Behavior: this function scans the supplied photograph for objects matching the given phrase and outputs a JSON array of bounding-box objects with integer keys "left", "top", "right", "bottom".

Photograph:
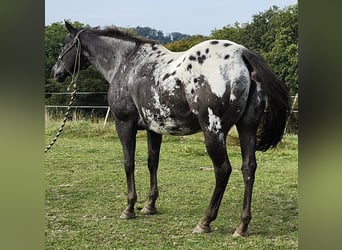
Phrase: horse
[{"left": 52, "top": 21, "right": 290, "bottom": 237}]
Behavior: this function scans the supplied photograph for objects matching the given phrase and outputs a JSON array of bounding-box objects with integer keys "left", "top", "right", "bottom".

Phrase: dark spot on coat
[
  {"left": 167, "top": 59, "right": 174, "bottom": 64},
  {"left": 194, "top": 78, "right": 198, "bottom": 83},
  {"left": 187, "top": 64, "right": 192, "bottom": 70},
  {"left": 189, "top": 55, "right": 196, "bottom": 61},
  {"left": 152, "top": 46, "right": 158, "bottom": 51},
  {"left": 205, "top": 48, "right": 209, "bottom": 54},
  {"left": 175, "top": 79, "right": 182, "bottom": 86},
  {"left": 163, "top": 73, "right": 170, "bottom": 81},
  {"left": 224, "top": 55, "right": 230, "bottom": 60},
  {"left": 196, "top": 51, "right": 201, "bottom": 56},
  {"left": 157, "top": 50, "right": 162, "bottom": 54},
  {"left": 197, "top": 55, "right": 206, "bottom": 64},
  {"left": 191, "top": 89, "right": 195, "bottom": 94},
  {"left": 149, "top": 53, "right": 153, "bottom": 57},
  {"left": 176, "top": 63, "right": 181, "bottom": 68},
  {"left": 171, "top": 71, "right": 176, "bottom": 76},
  {"left": 210, "top": 40, "right": 219, "bottom": 45},
  {"left": 223, "top": 43, "right": 232, "bottom": 47}
]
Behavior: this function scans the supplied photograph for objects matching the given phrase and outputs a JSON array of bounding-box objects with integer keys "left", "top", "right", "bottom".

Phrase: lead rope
[
  {"left": 45, "top": 34, "right": 83, "bottom": 153},
  {"left": 44, "top": 84, "right": 77, "bottom": 153}
]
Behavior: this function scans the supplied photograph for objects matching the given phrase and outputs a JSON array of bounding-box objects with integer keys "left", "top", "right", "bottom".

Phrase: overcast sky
[{"left": 45, "top": 0, "right": 297, "bottom": 35}]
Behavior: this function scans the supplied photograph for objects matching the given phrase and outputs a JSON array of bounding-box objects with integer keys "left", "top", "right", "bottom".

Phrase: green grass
[{"left": 45, "top": 119, "right": 298, "bottom": 249}]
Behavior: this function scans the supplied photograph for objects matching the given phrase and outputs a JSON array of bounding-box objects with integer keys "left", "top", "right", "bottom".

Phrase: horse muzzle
[{"left": 51, "top": 64, "right": 68, "bottom": 83}]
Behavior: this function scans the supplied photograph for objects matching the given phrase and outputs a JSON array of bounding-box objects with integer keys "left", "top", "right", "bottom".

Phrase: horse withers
[{"left": 52, "top": 21, "right": 290, "bottom": 237}]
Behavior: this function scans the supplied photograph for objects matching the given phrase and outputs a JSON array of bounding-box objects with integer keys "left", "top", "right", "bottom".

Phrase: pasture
[{"left": 45, "top": 119, "right": 297, "bottom": 249}]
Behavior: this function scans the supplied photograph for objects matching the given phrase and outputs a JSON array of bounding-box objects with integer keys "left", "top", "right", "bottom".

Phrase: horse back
[{"left": 115, "top": 40, "right": 252, "bottom": 135}]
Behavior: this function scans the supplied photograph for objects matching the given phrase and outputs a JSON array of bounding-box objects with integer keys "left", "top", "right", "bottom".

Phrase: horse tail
[{"left": 242, "top": 49, "right": 290, "bottom": 151}]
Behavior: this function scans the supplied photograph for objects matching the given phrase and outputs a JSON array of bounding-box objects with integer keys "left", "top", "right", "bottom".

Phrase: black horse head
[{"left": 52, "top": 21, "right": 91, "bottom": 82}]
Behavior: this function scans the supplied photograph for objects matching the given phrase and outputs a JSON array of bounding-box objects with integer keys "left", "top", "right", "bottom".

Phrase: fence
[{"left": 45, "top": 92, "right": 298, "bottom": 133}]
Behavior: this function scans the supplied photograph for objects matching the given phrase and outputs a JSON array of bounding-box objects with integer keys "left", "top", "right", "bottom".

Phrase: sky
[{"left": 45, "top": 0, "right": 297, "bottom": 36}]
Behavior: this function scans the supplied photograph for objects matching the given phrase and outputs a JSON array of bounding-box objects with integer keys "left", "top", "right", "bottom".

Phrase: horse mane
[{"left": 90, "top": 26, "right": 158, "bottom": 45}]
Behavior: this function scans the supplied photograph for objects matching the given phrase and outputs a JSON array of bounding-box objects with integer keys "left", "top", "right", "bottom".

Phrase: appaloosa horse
[{"left": 52, "top": 21, "right": 289, "bottom": 237}]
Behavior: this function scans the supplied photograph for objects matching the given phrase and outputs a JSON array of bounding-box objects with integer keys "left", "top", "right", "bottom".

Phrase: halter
[
  {"left": 58, "top": 29, "right": 86, "bottom": 90},
  {"left": 45, "top": 29, "right": 86, "bottom": 153},
  {"left": 58, "top": 29, "right": 86, "bottom": 62}
]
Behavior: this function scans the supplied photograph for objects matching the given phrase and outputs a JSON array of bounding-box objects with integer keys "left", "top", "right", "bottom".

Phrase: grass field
[{"left": 45, "top": 119, "right": 298, "bottom": 249}]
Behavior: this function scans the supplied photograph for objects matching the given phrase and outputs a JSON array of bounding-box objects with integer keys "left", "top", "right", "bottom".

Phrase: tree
[
  {"left": 165, "top": 35, "right": 207, "bottom": 52},
  {"left": 210, "top": 22, "right": 245, "bottom": 44},
  {"left": 209, "top": 5, "right": 298, "bottom": 94}
]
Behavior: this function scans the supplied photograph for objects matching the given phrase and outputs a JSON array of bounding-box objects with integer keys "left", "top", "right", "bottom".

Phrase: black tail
[{"left": 242, "top": 49, "right": 290, "bottom": 151}]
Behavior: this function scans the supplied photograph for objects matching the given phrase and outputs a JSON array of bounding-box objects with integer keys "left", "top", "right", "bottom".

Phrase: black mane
[{"left": 89, "top": 26, "right": 158, "bottom": 45}]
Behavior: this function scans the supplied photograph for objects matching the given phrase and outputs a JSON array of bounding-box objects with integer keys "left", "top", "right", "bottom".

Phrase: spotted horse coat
[{"left": 52, "top": 22, "right": 290, "bottom": 237}]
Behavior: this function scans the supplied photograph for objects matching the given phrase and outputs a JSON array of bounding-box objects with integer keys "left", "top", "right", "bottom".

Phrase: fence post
[
  {"left": 284, "top": 93, "right": 298, "bottom": 134},
  {"left": 103, "top": 106, "right": 111, "bottom": 126}
]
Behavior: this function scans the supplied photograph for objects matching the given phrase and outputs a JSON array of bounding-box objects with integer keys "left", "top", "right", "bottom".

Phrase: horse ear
[{"left": 64, "top": 20, "right": 77, "bottom": 35}]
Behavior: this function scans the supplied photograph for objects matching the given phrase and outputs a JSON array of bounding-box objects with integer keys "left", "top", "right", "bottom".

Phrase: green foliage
[
  {"left": 165, "top": 35, "right": 207, "bottom": 52},
  {"left": 210, "top": 22, "right": 245, "bottom": 44}
]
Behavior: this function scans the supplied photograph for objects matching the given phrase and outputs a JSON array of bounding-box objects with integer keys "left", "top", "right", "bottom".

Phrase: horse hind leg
[
  {"left": 233, "top": 81, "right": 264, "bottom": 237},
  {"left": 233, "top": 126, "right": 257, "bottom": 237},
  {"left": 233, "top": 95, "right": 263, "bottom": 236},
  {"left": 141, "top": 131, "right": 162, "bottom": 215},
  {"left": 193, "top": 130, "right": 232, "bottom": 233}
]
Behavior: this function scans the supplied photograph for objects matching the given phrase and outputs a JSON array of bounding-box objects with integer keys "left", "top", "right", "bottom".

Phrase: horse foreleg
[
  {"left": 233, "top": 126, "right": 257, "bottom": 237},
  {"left": 193, "top": 131, "right": 232, "bottom": 233},
  {"left": 141, "top": 131, "right": 162, "bottom": 215},
  {"left": 116, "top": 120, "right": 138, "bottom": 219}
]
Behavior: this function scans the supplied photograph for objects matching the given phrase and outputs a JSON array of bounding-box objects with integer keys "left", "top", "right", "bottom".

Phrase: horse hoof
[
  {"left": 119, "top": 210, "right": 136, "bottom": 219},
  {"left": 140, "top": 206, "right": 157, "bottom": 215},
  {"left": 232, "top": 229, "right": 248, "bottom": 238},
  {"left": 192, "top": 224, "right": 211, "bottom": 234}
]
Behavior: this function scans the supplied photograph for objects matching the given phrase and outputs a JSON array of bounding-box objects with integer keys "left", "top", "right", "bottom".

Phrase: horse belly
[
  {"left": 139, "top": 93, "right": 201, "bottom": 135},
  {"left": 150, "top": 118, "right": 198, "bottom": 135}
]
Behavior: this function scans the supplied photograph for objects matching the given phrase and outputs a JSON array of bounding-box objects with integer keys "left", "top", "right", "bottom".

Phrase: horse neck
[{"left": 85, "top": 35, "right": 138, "bottom": 83}]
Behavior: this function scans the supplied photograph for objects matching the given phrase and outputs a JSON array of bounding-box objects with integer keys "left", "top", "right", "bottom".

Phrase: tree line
[{"left": 45, "top": 4, "right": 297, "bottom": 112}]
